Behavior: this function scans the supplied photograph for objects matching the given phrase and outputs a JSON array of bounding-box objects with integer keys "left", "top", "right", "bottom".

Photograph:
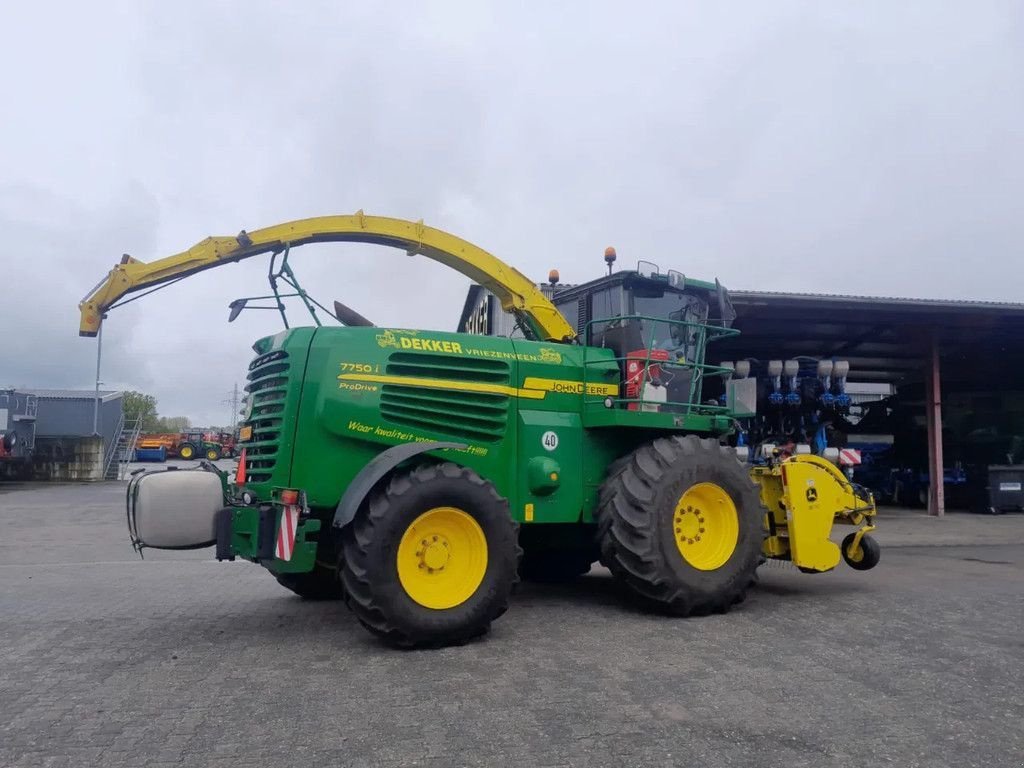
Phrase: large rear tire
[
  {"left": 596, "top": 435, "right": 764, "bottom": 615},
  {"left": 178, "top": 442, "right": 196, "bottom": 460},
  {"left": 341, "top": 463, "right": 520, "bottom": 648}
]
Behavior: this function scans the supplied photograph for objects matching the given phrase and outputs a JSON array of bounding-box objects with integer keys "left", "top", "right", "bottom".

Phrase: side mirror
[
  {"left": 637, "top": 260, "right": 659, "bottom": 278},
  {"left": 228, "top": 299, "right": 248, "bottom": 323},
  {"left": 716, "top": 279, "right": 736, "bottom": 328}
]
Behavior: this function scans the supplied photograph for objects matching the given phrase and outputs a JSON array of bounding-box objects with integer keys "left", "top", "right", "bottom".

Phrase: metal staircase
[{"left": 104, "top": 416, "right": 142, "bottom": 480}]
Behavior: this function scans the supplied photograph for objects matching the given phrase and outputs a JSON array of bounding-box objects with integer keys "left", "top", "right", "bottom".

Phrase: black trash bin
[{"left": 986, "top": 465, "right": 1024, "bottom": 514}]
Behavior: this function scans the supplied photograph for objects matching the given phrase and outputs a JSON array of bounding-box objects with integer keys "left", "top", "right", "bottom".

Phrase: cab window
[{"left": 631, "top": 290, "right": 709, "bottom": 360}]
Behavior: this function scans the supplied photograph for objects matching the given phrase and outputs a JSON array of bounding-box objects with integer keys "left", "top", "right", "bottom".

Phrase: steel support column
[
  {"left": 92, "top": 318, "right": 104, "bottom": 436},
  {"left": 925, "top": 335, "right": 945, "bottom": 516}
]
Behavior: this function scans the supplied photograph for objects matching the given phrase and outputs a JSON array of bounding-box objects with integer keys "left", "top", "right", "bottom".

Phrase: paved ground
[{"left": 1, "top": 481, "right": 1021, "bottom": 768}]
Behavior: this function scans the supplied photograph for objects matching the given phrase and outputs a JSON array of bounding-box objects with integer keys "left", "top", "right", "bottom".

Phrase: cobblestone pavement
[{"left": 1, "top": 482, "right": 1022, "bottom": 767}]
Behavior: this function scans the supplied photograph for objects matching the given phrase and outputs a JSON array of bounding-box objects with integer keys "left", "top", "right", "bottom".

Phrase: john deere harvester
[{"left": 80, "top": 213, "right": 878, "bottom": 648}]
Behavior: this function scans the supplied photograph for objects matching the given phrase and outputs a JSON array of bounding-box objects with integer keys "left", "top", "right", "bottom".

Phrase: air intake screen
[
  {"left": 242, "top": 350, "right": 289, "bottom": 483},
  {"left": 381, "top": 352, "right": 511, "bottom": 442}
]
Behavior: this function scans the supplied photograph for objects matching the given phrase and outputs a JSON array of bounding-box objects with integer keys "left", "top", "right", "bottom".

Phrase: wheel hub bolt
[{"left": 420, "top": 536, "right": 451, "bottom": 571}]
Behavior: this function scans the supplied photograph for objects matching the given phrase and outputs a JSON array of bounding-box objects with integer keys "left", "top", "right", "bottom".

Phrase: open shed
[{"left": 713, "top": 292, "right": 1024, "bottom": 515}]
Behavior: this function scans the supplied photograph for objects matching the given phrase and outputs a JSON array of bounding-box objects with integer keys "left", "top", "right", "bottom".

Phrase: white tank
[{"left": 128, "top": 469, "right": 224, "bottom": 549}]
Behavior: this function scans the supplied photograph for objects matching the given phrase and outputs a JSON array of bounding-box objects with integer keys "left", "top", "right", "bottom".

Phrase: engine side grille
[
  {"left": 381, "top": 352, "right": 511, "bottom": 442},
  {"left": 385, "top": 352, "right": 510, "bottom": 383},
  {"left": 243, "top": 350, "right": 290, "bottom": 484},
  {"left": 380, "top": 386, "right": 508, "bottom": 443}
]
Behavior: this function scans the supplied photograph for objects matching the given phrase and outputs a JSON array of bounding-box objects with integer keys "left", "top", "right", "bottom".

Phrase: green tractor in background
[
  {"left": 176, "top": 430, "right": 225, "bottom": 461},
  {"left": 81, "top": 214, "right": 877, "bottom": 648}
]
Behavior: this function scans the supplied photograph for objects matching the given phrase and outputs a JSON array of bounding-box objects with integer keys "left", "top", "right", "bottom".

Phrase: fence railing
[
  {"left": 581, "top": 314, "right": 739, "bottom": 415},
  {"left": 102, "top": 416, "right": 143, "bottom": 480},
  {"left": 117, "top": 419, "right": 143, "bottom": 480}
]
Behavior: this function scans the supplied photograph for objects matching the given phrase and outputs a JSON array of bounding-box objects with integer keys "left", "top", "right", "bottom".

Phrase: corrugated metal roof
[
  {"left": 17, "top": 388, "right": 122, "bottom": 402},
  {"left": 476, "top": 282, "right": 1024, "bottom": 312},
  {"left": 730, "top": 290, "right": 1024, "bottom": 312},
  {"left": 456, "top": 284, "right": 485, "bottom": 331}
]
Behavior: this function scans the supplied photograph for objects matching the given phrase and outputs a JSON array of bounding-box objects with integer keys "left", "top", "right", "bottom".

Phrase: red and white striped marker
[
  {"left": 275, "top": 505, "right": 300, "bottom": 561},
  {"left": 839, "top": 448, "right": 862, "bottom": 467}
]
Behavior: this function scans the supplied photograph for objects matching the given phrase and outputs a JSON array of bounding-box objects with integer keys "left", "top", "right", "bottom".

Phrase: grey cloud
[{"left": 1, "top": 1, "right": 1022, "bottom": 425}]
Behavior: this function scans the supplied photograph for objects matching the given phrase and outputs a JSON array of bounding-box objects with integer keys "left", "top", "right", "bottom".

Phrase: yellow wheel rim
[
  {"left": 396, "top": 506, "right": 488, "bottom": 609},
  {"left": 672, "top": 482, "right": 739, "bottom": 571},
  {"left": 180, "top": 445, "right": 193, "bottom": 459},
  {"left": 206, "top": 449, "right": 219, "bottom": 460}
]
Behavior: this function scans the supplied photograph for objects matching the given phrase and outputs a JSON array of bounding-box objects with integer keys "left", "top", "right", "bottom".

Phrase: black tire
[
  {"left": 596, "top": 435, "right": 765, "bottom": 615},
  {"left": 841, "top": 532, "right": 881, "bottom": 571},
  {"left": 205, "top": 446, "right": 222, "bottom": 461},
  {"left": 519, "top": 549, "right": 593, "bottom": 583},
  {"left": 275, "top": 564, "right": 344, "bottom": 600},
  {"left": 178, "top": 442, "right": 197, "bottom": 460},
  {"left": 596, "top": 454, "right": 636, "bottom": 570},
  {"left": 341, "top": 462, "right": 520, "bottom": 648}
]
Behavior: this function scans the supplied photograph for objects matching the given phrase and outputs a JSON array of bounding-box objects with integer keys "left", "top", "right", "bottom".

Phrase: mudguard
[{"left": 332, "top": 441, "right": 466, "bottom": 529}]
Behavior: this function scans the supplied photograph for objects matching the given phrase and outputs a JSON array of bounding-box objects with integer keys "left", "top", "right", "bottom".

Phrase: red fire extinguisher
[{"left": 625, "top": 349, "right": 670, "bottom": 411}]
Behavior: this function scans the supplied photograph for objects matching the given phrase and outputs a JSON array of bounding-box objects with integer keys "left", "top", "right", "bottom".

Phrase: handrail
[
  {"left": 102, "top": 411, "right": 125, "bottom": 479},
  {"left": 581, "top": 314, "right": 738, "bottom": 413},
  {"left": 120, "top": 419, "right": 143, "bottom": 480}
]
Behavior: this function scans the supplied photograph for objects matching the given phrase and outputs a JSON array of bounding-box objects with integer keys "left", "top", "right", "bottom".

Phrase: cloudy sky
[{"left": 2, "top": 1, "right": 1022, "bottom": 425}]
